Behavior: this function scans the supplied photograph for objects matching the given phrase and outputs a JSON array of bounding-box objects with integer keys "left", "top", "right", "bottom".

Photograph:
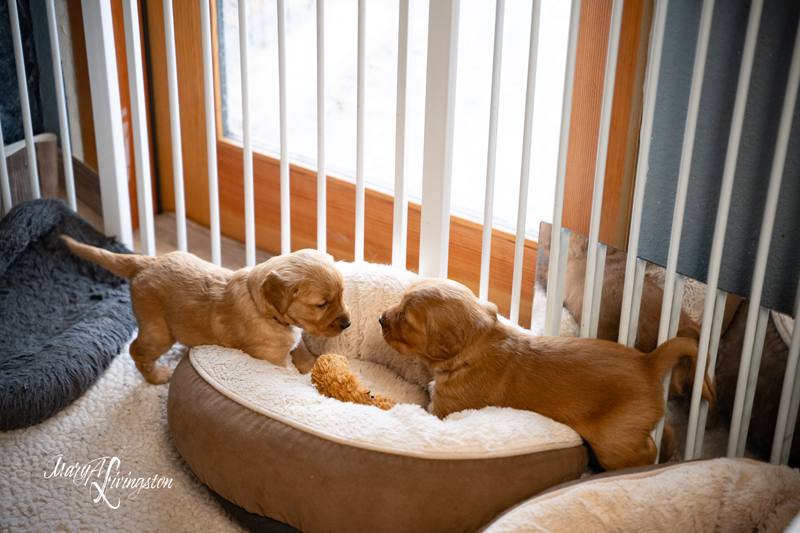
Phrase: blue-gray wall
[{"left": 638, "top": 0, "right": 800, "bottom": 316}]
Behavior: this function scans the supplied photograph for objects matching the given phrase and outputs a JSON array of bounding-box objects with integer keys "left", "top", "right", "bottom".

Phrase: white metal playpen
[{"left": 1, "top": 0, "right": 799, "bottom": 467}]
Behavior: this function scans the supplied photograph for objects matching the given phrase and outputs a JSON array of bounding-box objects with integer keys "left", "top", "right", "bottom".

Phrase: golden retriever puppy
[
  {"left": 61, "top": 236, "right": 350, "bottom": 384},
  {"left": 379, "top": 278, "right": 714, "bottom": 471}
]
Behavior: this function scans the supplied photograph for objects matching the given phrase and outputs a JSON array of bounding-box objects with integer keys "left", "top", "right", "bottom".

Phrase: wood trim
[
  {"left": 561, "top": 0, "right": 650, "bottom": 250},
  {"left": 616, "top": 0, "right": 654, "bottom": 250},
  {"left": 66, "top": 0, "right": 97, "bottom": 172}
]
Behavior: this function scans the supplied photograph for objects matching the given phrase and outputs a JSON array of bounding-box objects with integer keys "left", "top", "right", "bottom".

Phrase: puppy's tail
[
  {"left": 60, "top": 235, "right": 151, "bottom": 279},
  {"left": 649, "top": 337, "right": 715, "bottom": 403}
]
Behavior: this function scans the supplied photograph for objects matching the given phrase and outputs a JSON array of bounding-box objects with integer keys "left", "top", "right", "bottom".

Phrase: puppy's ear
[
  {"left": 425, "top": 324, "right": 464, "bottom": 362},
  {"left": 263, "top": 271, "right": 295, "bottom": 315}
]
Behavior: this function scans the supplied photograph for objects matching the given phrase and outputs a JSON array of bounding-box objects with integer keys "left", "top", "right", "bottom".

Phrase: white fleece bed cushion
[
  {"left": 189, "top": 345, "right": 582, "bottom": 459},
  {"left": 482, "top": 458, "right": 800, "bottom": 533}
]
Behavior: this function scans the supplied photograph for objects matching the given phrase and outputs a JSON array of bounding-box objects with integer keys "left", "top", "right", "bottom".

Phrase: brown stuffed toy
[{"left": 311, "top": 353, "right": 396, "bottom": 411}]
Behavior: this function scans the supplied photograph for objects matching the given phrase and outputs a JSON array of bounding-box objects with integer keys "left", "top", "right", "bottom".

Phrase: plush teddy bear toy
[{"left": 311, "top": 353, "right": 396, "bottom": 410}]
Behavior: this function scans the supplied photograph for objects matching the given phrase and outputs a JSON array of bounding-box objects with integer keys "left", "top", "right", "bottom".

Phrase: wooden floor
[
  {"left": 58, "top": 186, "right": 272, "bottom": 269},
  {"left": 132, "top": 213, "right": 273, "bottom": 270}
]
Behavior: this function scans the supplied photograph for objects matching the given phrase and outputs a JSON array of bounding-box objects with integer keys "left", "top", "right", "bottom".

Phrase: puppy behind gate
[
  {"left": 61, "top": 236, "right": 350, "bottom": 384},
  {"left": 379, "top": 278, "right": 715, "bottom": 471}
]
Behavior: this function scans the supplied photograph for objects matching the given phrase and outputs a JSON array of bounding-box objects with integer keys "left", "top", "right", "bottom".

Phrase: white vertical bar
[
  {"left": 419, "top": 0, "right": 460, "bottom": 279},
  {"left": 783, "top": 375, "right": 800, "bottom": 465},
  {"left": 0, "top": 118, "right": 11, "bottom": 213},
  {"left": 728, "top": 16, "right": 800, "bottom": 458},
  {"left": 626, "top": 258, "right": 647, "bottom": 348},
  {"left": 163, "top": 0, "right": 187, "bottom": 252},
  {"left": 657, "top": 0, "right": 714, "bottom": 348},
  {"left": 317, "top": 0, "right": 326, "bottom": 254},
  {"left": 618, "top": 0, "right": 669, "bottom": 345},
  {"left": 772, "top": 280, "right": 800, "bottom": 464},
  {"left": 45, "top": 0, "right": 76, "bottom": 210},
  {"left": 201, "top": 0, "right": 221, "bottom": 266},
  {"left": 81, "top": 0, "right": 133, "bottom": 248},
  {"left": 354, "top": 0, "right": 366, "bottom": 262},
  {"left": 685, "top": 0, "right": 763, "bottom": 460},
  {"left": 588, "top": 243, "right": 607, "bottom": 339},
  {"left": 735, "top": 305, "right": 770, "bottom": 455},
  {"left": 278, "top": 0, "right": 290, "bottom": 256},
  {"left": 550, "top": 228, "right": 570, "bottom": 335},
  {"left": 239, "top": 0, "right": 255, "bottom": 266},
  {"left": 122, "top": 0, "right": 156, "bottom": 257},
  {"left": 654, "top": 273, "right": 685, "bottom": 460},
  {"left": 580, "top": 0, "right": 624, "bottom": 337},
  {"left": 544, "top": 0, "right": 581, "bottom": 337},
  {"left": 8, "top": 0, "right": 40, "bottom": 199},
  {"left": 479, "top": 0, "right": 506, "bottom": 301},
  {"left": 392, "top": 0, "right": 413, "bottom": 269},
  {"left": 510, "top": 0, "right": 541, "bottom": 323},
  {"left": 652, "top": 0, "right": 714, "bottom": 461},
  {"left": 693, "top": 289, "right": 728, "bottom": 459}
]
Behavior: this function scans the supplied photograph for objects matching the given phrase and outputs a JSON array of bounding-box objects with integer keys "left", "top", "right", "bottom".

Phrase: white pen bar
[
  {"left": 684, "top": 0, "right": 763, "bottom": 460},
  {"left": 654, "top": 273, "right": 685, "bottom": 460},
  {"left": 200, "top": 0, "right": 221, "bottom": 266},
  {"left": 588, "top": 243, "right": 607, "bottom": 339},
  {"left": 392, "top": 0, "right": 413, "bottom": 268},
  {"left": 626, "top": 257, "right": 646, "bottom": 348},
  {"left": 618, "top": 0, "right": 669, "bottom": 345},
  {"left": 544, "top": 0, "right": 581, "bottom": 336},
  {"left": 239, "top": 0, "right": 255, "bottom": 266},
  {"left": 511, "top": 0, "right": 541, "bottom": 323},
  {"left": 354, "top": 0, "right": 366, "bottom": 262},
  {"left": 693, "top": 289, "right": 728, "bottom": 459},
  {"left": 480, "top": 0, "right": 506, "bottom": 302},
  {"left": 772, "top": 276, "right": 800, "bottom": 464},
  {"left": 122, "top": 0, "right": 156, "bottom": 256},
  {"left": 278, "top": 0, "right": 290, "bottom": 255},
  {"left": 163, "top": 0, "right": 187, "bottom": 252},
  {"left": 317, "top": 0, "right": 327, "bottom": 254},
  {"left": 580, "top": 0, "right": 624, "bottom": 338},
  {"left": 0, "top": 118, "right": 11, "bottom": 213},
  {"left": 8, "top": 0, "right": 40, "bottom": 199},
  {"left": 419, "top": 0, "right": 459, "bottom": 279},
  {"left": 727, "top": 15, "right": 800, "bottom": 458},
  {"left": 46, "top": 0, "right": 76, "bottom": 210}
]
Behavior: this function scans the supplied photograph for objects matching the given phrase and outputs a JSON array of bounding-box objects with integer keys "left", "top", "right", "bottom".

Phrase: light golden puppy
[
  {"left": 61, "top": 236, "right": 350, "bottom": 384},
  {"left": 379, "top": 278, "right": 714, "bottom": 471}
]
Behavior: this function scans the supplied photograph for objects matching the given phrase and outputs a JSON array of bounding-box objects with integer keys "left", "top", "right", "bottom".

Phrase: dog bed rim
[{"left": 188, "top": 348, "right": 582, "bottom": 460}]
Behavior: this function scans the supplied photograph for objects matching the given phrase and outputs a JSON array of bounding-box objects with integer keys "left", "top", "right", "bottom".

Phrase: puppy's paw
[{"left": 140, "top": 364, "right": 173, "bottom": 385}]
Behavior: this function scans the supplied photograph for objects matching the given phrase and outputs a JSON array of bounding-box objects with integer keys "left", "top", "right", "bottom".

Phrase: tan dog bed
[
  {"left": 480, "top": 458, "right": 800, "bottom": 533},
  {"left": 168, "top": 347, "right": 587, "bottom": 533}
]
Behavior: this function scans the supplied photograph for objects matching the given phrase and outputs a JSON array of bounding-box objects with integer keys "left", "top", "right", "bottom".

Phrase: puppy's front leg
[{"left": 291, "top": 338, "right": 319, "bottom": 374}]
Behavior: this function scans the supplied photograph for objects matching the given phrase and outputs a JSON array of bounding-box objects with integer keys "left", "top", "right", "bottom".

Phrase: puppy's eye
[{"left": 317, "top": 301, "right": 328, "bottom": 308}]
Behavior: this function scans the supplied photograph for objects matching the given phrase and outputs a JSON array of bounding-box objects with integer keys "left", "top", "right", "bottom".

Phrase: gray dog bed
[{"left": 0, "top": 199, "right": 136, "bottom": 431}]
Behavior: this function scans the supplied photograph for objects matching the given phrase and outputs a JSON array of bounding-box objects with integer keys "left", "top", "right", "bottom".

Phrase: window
[{"left": 217, "top": 0, "right": 570, "bottom": 236}]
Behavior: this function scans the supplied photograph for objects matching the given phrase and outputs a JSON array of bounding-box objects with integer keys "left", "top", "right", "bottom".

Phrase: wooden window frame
[{"left": 71, "top": 0, "right": 652, "bottom": 328}]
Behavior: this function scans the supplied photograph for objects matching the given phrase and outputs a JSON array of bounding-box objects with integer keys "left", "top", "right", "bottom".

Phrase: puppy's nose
[
  {"left": 378, "top": 315, "right": 385, "bottom": 327},
  {"left": 341, "top": 319, "right": 351, "bottom": 330}
]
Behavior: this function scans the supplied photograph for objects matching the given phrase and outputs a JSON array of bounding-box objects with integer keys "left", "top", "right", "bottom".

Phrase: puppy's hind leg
[
  {"left": 130, "top": 310, "right": 175, "bottom": 384},
  {"left": 588, "top": 429, "right": 658, "bottom": 472}
]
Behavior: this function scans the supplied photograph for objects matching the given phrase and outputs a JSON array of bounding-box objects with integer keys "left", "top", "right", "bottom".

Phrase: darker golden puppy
[
  {"left": 379, "top": 278, "right": 714, "bottom": 471},
  {"left": 61, "top": 236, "right": 350, "bottom": 384}
]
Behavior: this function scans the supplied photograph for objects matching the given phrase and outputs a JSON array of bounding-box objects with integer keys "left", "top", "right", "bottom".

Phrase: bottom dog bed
[
  {"left": 168, "top": 345, "right": 588, "bottom": 533},
  {"left": 480, "top": 458, "right": 800, "bottom": 532},
  {"left": 0, "top": 199, "right": 136, "bottom": 431}
]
